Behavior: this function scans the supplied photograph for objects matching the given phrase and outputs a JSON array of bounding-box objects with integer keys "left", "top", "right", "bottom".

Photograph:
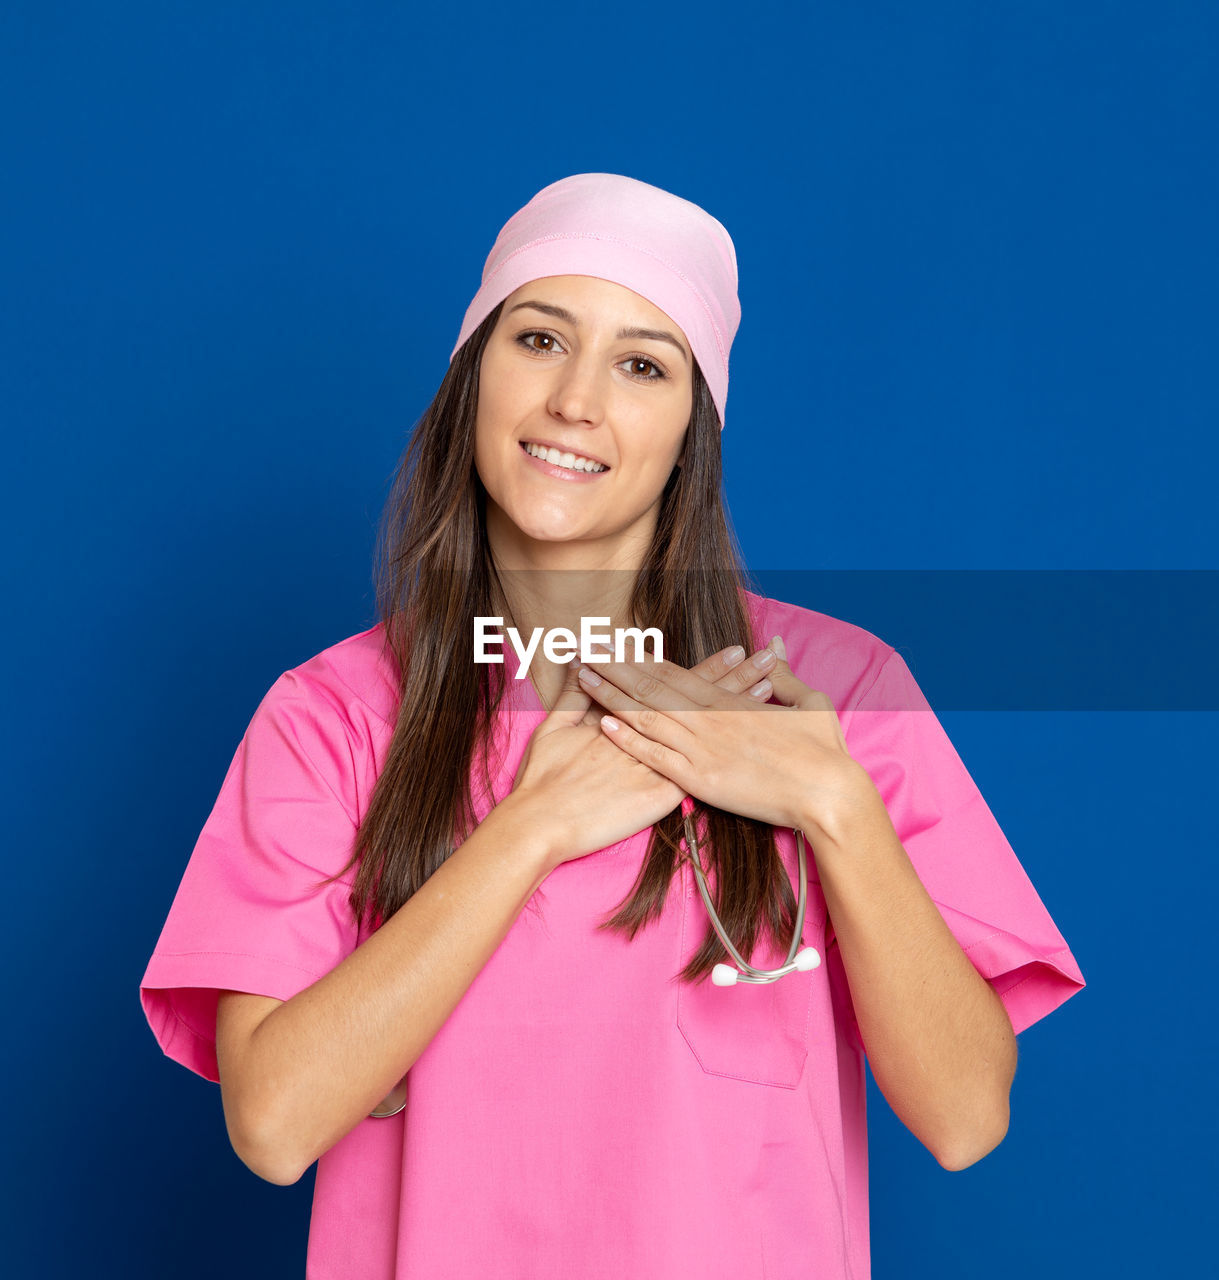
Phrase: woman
[{"left": 140, "top": 173, "right": 1084, "bottom": 1279}]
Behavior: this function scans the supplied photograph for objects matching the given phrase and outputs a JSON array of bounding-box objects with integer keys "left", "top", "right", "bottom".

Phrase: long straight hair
[{"left": 326, "top": 304, "right": 801, "bottom": 982}]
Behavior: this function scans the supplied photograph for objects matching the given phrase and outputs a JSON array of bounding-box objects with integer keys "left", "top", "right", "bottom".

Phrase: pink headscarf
[{"left": 449, "top": 173, "right": 740, "bottom": 429}]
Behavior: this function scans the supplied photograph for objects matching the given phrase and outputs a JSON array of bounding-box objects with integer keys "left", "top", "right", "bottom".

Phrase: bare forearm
[
  {"left": 238, "top": 795, "right": 555, "bottom": 1182},
  {"left": 806, "top": 769, "right": 1017, "bottom": 1170}
]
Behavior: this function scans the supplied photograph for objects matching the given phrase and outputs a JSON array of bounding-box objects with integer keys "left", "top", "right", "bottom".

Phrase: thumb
[
  {"left": 764, "top": 636, "right": 817, "bottom": 709},
  {"left": 767, "top": 662, "right": 813, "bottom": 708},
  {"left": 537, "top": 661, "right": 593, "bottom": 731}
]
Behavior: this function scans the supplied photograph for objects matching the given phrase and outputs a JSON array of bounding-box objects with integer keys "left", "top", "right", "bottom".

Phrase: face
[{"left": 474, "top": 275, "right": 694, "bottom": 566}]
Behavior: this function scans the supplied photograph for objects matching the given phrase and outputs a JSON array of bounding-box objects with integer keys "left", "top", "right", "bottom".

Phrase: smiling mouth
[{"left": 520, "top": 441, "right": 610, "bottom": 474}]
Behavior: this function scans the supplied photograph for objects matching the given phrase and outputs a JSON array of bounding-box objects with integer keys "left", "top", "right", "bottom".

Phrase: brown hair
[{"left": 328, "top": 303, "right": 801, "bottom": 982}]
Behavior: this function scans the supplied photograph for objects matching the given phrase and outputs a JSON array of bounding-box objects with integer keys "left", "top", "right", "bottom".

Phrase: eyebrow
[{"left": 506, "top": 299, "right": 690, "bottom": 364}]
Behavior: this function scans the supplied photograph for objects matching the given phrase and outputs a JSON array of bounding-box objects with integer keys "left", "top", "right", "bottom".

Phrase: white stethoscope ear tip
[
  {"left": 794, "top": 947, "right": 822, "bottom": 972},
  {"left": 712, "top": 963, "right": 740, "bottom": 987}
]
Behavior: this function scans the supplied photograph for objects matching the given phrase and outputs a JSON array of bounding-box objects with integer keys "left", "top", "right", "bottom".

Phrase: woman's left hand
[{"left": 576, "top": 637, "right": 882, "bottom": 840}]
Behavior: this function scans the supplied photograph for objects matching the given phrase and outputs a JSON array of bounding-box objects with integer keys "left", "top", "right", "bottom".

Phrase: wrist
[
  {"left": 796, "top": 760, "right": 891, "bottom": 854},
  {"left": 488, "top": 790, "right": 568, "bottom": 877}
]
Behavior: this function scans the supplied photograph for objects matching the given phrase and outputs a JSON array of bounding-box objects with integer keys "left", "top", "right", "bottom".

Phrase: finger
[
  {"left": 761, "top": 637, "right": 841, "bottom": 724},
  {"left": 577, "top": 647, "right": 625, "bottom": 724},
  {"left": 583, "top": 642, "right": 697, "bottom": 712},
  {"left": 591, "top": 643, "right": 767, "bottom": 711},
  {"left": 584, "top": 646, "right": 761, "bottom": 719},
  {"left": 709, "top": 643, "right": 780, "bottom": 696},
  {"left": 752, "top": 633, "right": 816, "bottom": 710},
  {"left": 588, "top": 641, "right": 776, "bottom": 712},
  {"left": 680, "top": 642, "right": 778, "bottom": 699},
  {"left": 583, "top": 646, "right": 721, "bottom": 713},
  {"left": 538, "top": 661, "right": 594, "bottom": 731},
  {"left": 764, "top": 663, "right": 813, "bottom": 708},
  {"left": 686, "top": 644, "right": 750, "bottom": 684},
  {"left": 577, "top": 664, "right": 697, "bottom": 754},
  {"left": 598, "top": 713, "right": 694, "bottom": 792},
  {"left": 767, "top": 667, "right": 833, "bottom": 714}
]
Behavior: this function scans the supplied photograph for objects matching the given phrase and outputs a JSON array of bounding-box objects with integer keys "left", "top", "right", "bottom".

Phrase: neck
[
  {"left": 485, "top": 511, "right": 653, "bottom": 637},
  {"left": 490, "top": 569, "right": 640, "bottom": 643}
]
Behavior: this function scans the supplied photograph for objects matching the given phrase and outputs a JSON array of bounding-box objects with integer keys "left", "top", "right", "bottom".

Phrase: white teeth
[{"left": 523, "top": 442, "right": 607, "bottom": 473}]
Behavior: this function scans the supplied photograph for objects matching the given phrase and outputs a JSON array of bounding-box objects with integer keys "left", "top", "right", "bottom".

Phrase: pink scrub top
[{"left": 139, "top": 591, "right": 1085, "bottom": 1279}]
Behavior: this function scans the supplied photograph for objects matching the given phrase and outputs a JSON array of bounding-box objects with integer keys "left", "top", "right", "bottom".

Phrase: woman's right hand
[{"left": 505, "top": 644, "right": 778, "bottom": 871}]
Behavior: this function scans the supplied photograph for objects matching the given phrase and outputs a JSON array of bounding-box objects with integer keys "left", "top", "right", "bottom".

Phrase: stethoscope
[
  {"left": 370, "top": 804, "right": 823, "bottom": 1116},
  {"left": 681, "top": 803, "right": 822, "bottom": 987}
]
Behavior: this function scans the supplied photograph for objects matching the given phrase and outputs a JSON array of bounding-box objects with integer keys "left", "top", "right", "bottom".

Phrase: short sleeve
[
  {"left": 840, "top": 650, "right": 1086, "bottom": 1037},
  {"left": 139, "top": 670, "right": 365, "bottom": 1083}
]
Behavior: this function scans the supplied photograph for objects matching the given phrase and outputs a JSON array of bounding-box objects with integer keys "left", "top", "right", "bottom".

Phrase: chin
[
  {"left": 515, "top": 522, "right": 590, "bottom": 545},
  {"left": 497, "top": 500, "right": 593, "bottom": 544}
]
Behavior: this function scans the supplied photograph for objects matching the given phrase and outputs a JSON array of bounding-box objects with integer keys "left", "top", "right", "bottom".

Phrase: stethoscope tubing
[{"left": 682, "top": 813, "right": 820, "bottom": 985}]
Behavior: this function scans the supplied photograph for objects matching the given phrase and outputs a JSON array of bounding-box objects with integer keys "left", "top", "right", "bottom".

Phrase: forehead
[{"left": 500, "top": 276, "right": 690, "bottom": 358}]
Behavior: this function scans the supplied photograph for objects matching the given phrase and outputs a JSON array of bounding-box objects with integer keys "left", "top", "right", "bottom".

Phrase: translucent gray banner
[{"left": 749, "top": 569, "right": 1217, "bottom": 711}]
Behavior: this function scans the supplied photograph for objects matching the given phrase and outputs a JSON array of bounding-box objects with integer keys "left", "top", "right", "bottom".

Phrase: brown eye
[
  {"left": 621, "top": 355, "right": 667, "bottom": 382},
  {"left": 518, "top": 330, "right": 561, "bottom": 354}
]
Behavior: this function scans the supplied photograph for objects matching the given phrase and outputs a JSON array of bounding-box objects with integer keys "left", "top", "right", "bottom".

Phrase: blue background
[{"left": 3, "top": 2, "right": 1215, "bottom": 1276}]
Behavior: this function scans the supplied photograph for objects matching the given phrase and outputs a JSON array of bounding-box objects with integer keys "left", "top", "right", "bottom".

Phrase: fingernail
[
  {"left": 723, "top": 646, "right": 746, "bottom": 666},
  {"left": 770, "top": 635, "right": 787, "bottom": 660},
  {"left": 752, "top": 647, "right": 776, "bottom": 670},
  {"left": 749, "top": 679, "right": 773, "bottom": 699},
  {"left": 577, "top": 665, "right": 602, "bottom": 686}
]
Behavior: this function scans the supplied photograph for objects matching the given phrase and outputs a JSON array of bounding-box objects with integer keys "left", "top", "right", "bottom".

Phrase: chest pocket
[{"left": 674, "top": 852, "right": 828, "bottom": 1088}]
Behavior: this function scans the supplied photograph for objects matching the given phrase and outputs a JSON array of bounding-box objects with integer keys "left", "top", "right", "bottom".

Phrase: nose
[{"left": 546, "top": 351, "right": 607, "bottom": 427}]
